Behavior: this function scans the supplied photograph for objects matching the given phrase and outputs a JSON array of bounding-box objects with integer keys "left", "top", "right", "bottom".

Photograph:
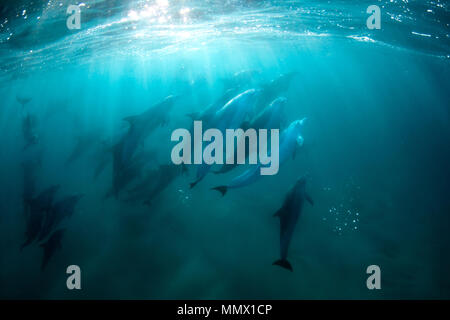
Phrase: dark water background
[{"left": 0, "top": 0, "right": 449, "bottom": 299}]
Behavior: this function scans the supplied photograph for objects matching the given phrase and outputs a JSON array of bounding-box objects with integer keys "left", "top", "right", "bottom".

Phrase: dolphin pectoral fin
[
  {"left": 273, "top": 259, "right": 293, "bottom": 272},
  {"left": 211, "top": 186, "right": 228, "bottom": 196},
  {"left": 273, "top": 207, "right": 284, "bottom": 217},
  {"left": 306, "top": 193, "right": 314, "bottom": 206}
]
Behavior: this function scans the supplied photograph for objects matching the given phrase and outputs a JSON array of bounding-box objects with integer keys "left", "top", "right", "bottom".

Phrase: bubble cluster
[{"left": 326, "top": 206, "right": 360, "bottom": 236}]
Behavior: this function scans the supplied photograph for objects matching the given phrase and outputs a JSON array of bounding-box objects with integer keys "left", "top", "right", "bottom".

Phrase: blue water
[{"left": 0, "top": 0, "right": 449, "bottom": 299}]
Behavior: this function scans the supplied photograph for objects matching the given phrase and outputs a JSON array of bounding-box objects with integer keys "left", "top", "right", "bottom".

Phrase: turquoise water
[{"left": 0, "top": 0, "right": 449, "bottom": 299}]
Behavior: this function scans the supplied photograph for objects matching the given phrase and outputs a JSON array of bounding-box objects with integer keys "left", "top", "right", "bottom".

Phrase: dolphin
[
  {"left": 38, "top": 194, "right": 83, "bottom": 242},
  {"left": 109, "top": 157, "right": 144, "bottom": 199},
  {"left": 40, "top": 229, "right": 65, "bottom": 271},
  {"left": 21, "top": 185, "right": 60, "bottom": 250},
  {"left": 108, "top": 149, "right": 157, "bottom": 199},
  {"left": 115, "top": 95, "right": 178, "bottom": 171},
  {"left": 186, "top": 88, "right": 240, "bottom": 125},
  {"left": 126, "top": 164, "right": 187, "bottom": 206},
  {"left": 273, "top": 176, "right": 313, "bottom": 272},
  {"left": 214, "top": 97, "right": 288, "bottom": 174},
  {"left": 190, "top": 89, "right": 259, "bottom": 188},
  {"left": 212, "top": 118, "right": 307, "bottom": 196},
  {"left": 22, "top": 113, "right": 39, "bottom": 149},
  {"left": 255, "top": 72, "right": 299, "bottom": 112},
  {"left": 220, "top": 70, "right": 261, "bottom": 90},
  {"left": 16, "top": 95, "right": 32, "bottom": 108}
]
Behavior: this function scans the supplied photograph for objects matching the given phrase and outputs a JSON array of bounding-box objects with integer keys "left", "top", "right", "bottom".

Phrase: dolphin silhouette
[{"left": 273, "top": 176, "right": 313, "bottom": 272}]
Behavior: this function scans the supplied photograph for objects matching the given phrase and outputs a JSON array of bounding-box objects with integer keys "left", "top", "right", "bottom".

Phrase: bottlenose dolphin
[
  {"left": 22, "top": 113, "right": 39, "bottom": 149},
  {"left": 126, "top": 164, "right": 187, "bottom": 206},
  {"left": 16, "top": 95, "right": 32, "bottom": 108},
  {"left": 186, "top": 88, "right": 239, "bottom": 125},
  {"left": 220, "top": 70, "right": 261, "bottom": 90},
  {"left": 115, "top": 95, "right": 178, "bottom": 171},
  {"left": 190, "top": 89, "right": 259, "bottom": 188},
  {"left": 255, "top": 72, "right": 299, "bottom": 111},
  {"left": 21, "top": 185, "right": 60, "bottom": 250},
  {"left": 273, "top": 177, "right": 313, "bottom": 272},
  {"left": 109, "top": 149, "right": 158, "bottom": 199},
  {"left": 214, "top": 97, "right": 287, "bottom": 174},
  {"left": 40, "top": 229, "right": 65, "bottom": 270},
  {"left": 38, "top": 194, "right": 83, "bottom": 242},
  {"left": 212, "top": 118, "right": 307, "bottom": 196}
]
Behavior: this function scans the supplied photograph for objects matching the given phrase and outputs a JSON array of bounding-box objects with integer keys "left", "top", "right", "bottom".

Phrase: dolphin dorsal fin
[
  {"left": 123, "top": 115, "right": 138, "bottom": 126},
  {"left": 273, "top": 207, "right": 284, "bottom": 217}
]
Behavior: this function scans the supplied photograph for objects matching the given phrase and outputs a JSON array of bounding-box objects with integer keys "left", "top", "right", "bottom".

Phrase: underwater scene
[{"left": 0, "top": 0, "right": 449, "bottom": 299}]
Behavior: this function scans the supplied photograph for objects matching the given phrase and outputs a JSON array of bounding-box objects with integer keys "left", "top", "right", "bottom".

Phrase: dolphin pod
[
  {"left": 15, "top": 70, "right": 312, "bottom": 271},
  {"left": 189, "top": 89, "right": 260, "bottom": 188}
]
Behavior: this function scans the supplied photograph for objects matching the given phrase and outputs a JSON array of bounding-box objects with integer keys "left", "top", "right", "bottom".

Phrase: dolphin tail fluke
[
  {"left": 273, "top": 259, "right": 293, "bottom": 272},
  {"left": 211, "top": 186, "right": 228, "bottom": 196}
]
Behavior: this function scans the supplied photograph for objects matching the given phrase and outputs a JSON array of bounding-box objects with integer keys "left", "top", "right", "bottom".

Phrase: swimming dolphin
[
  {"left": 115, "top": 95, "right": 178, "bottom": 171},
  {"left": 21, "top": 185, "right": 60, "bottom": 250},
  {"left": 109, "top": 157, "right": 144, "bottom": 199},
  {"left": 22, "top": 113, "right": 39, "bottom": 149},
  {"left": 220, "top": 70, "right": 261, "bottom": 90},
  {"left": 109, "top": 149, "right": 157, "bottom": 199},
  {"left": 16, "top": 95, "right": 32, "bottom": 108},
  {"left": 38, "top": 194, "right": 83, "bottom": 242},
  {"left": 40, "top": 229, "right": 65, "bottom": 271},
  {"left": 255, "top": 72, "right": 299, "bottom": 112},
  {"left": 126, "top": 164, "right": 187, "bottom": 206},
  {"left": 273, "top": 176, "right": 313, "bottom": 272},
  {"left": 212, "top": 118, "right": 307, "bottom": 196},
  {"left": 190, "top": 89, "right": 259, "bottom": 188},
  {"left": 214, "top": 97, "right": 287, "bottom": 174},
  {"left": 186, "top": 88, "right": 240, "bottom": 125}
]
